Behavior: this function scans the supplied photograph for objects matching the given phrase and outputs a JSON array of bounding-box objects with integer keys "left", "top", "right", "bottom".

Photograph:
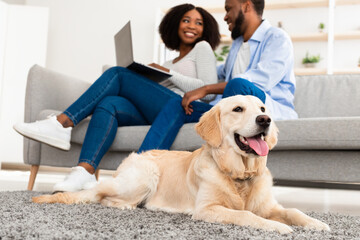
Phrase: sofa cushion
[
  {"left": 39, "top": 110, "right": 204, "bottom": 152},
  {"left": 275, "top": 117, "right": 360, "bottom": 150},
  {"left": 295, "top": 74, "right": 360, "bottom": 118},
  {"left": 40, "top": 110, "right": 360, "bottom": 151}
]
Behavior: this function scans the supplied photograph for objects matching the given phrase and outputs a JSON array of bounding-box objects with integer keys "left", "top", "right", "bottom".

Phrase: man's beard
[{"left": 231, "top": 9, "right": 245, "bottom": 39}]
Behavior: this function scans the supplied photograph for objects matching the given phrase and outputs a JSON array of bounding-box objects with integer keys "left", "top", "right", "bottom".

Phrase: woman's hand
[
  {"left": 182, "top": 86, "right": 208, "bottom": 115},
  {"left": 148, "top": 63, "right": 170, "bottom": 73}
]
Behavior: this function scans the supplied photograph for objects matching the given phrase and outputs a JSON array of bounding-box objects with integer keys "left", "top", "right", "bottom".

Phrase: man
[{"left": 138, "top": 0, "right": 298, "bottom": 152}]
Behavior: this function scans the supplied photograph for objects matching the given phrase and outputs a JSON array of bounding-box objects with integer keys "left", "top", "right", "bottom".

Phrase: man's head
[{"left": 224, "top": 0, "right": 264, "bottom": 40}]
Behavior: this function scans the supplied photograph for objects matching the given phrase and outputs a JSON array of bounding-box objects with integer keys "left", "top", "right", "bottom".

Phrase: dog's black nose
[{"left": 256, "top": 115, "right": 271, "bottom": 129}]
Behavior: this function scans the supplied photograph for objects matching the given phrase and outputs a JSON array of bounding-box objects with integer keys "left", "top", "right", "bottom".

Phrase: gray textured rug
[{"left": 0, "top": 191, "right": 359, "bottom": 240}]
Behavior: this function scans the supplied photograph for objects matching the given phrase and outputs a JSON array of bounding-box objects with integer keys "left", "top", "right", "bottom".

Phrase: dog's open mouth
[{"left": 234, "top": 133, "right": 269, "bottom": 156}]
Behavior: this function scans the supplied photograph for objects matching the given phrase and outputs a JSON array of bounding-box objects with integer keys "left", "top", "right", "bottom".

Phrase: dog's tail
[{"left": 32, "top": 189, "right": 100, "bottom": 204}]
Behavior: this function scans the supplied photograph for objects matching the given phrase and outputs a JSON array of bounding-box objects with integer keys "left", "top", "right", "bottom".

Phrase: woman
[{"left": 13, "top": 4, "right": 220, "bottom": 192}]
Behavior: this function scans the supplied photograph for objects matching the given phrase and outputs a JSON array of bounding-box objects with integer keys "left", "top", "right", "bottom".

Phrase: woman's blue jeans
[
  {"left": 139, "top": 77, "right": 266, "bottom": 151},
  {"left": 63, "top": 66, "right": 179, "bottom": 169}
]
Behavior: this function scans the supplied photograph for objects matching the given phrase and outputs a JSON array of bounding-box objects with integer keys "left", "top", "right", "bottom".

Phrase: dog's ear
[
  {"left": 195, "top": 105, "right": 222, "bottom": 147},
  {"left": 265, "top": 122, "right": 278, "bottom": 150}
]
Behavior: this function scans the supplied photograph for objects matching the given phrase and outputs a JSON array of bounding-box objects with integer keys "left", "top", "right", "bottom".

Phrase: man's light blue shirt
[{"left": 211, "top": 20, "right": 298, "bottom": 120}]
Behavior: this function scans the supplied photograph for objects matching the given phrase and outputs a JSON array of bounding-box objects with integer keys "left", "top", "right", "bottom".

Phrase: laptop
[{"left": 114, "top": 21, "right": 171, "bottom": 82}]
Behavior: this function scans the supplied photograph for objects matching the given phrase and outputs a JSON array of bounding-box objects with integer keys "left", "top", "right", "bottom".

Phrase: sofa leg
[
  {"left": 28, "top": 165, "right": 39, "bottom": 191},
  {"left": 95, "top": 169, "right": 100, "bottom": 180}
]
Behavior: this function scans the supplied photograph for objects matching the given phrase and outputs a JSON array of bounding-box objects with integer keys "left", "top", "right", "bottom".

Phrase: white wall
[
  {"left": 0, "top": 2, "right": 48, "bottom": 163},
  {"left": 0, "top": 2, "right": 7, "bottom": 92},
  {"left": 24, "top": 0, "right": 360, "bottom": 81},
  {"left": 25, "top": 0, "right": 225, "bottom": 82}
]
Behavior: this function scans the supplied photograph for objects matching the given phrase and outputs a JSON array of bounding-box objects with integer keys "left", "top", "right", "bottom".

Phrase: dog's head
[{"left": 195, "top": 95, "right": 278, "bottom": 178}]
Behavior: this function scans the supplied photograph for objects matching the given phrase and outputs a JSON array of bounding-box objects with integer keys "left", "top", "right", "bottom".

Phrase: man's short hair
[{"left": 241, "top": 0, "right": 265, "bottom": 17}]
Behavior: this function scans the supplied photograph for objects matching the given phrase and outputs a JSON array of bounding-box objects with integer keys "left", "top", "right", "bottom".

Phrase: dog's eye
[
  {"left": 233, "top": 106, "right": 243, "bottom": 112},
  {"left": 260, "top": 107, "right": 265, "bottom": 112}
]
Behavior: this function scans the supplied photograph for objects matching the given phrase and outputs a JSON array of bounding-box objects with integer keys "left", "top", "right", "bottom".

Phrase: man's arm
[{"left": 181, "top": 82, "right": 227, "bottom": 115}]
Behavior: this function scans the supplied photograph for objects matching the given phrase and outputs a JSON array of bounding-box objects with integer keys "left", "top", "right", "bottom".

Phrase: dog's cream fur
[{"left": 33, "top": 95, "right": 330, "bottom": 234}]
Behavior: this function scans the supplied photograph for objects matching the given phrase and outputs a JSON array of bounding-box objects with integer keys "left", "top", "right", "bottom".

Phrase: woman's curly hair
[{"left": 159, "top": 4, "right": 220, "bottom": 51}]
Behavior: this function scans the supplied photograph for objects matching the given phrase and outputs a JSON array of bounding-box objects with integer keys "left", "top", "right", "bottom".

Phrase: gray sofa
[{"left": 23, "top": 65, "right": 360, "bottom": 190}]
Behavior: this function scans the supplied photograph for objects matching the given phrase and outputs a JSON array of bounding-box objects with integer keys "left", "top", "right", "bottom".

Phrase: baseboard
[
  {"left": 274, "top": 179, "right": 360, "bottom": 190},
  {"left": 0, "top": 162, "right": 114, "bottom": 175},
  {"left": 1, "top": 162, "right": 65, "bottom": 172}
]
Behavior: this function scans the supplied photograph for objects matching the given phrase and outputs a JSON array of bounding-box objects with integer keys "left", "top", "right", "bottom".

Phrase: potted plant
[
  {"left": 302, "top": 52, "right": 321, "bottom": 68},
  {"left": 214, "top": 45, "right": 230, "bottom": 62},
  {"left": 318, "top": 22, "right": 325, "bottom": 33}
]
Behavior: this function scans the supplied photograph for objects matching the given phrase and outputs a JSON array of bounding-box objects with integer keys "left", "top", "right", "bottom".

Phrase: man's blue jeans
[
  {"left": 63, "top": 66, "right": 179, "bottom": 169},
  {"left": 139, "top": 77, "right": 266, "bottom": 151}
]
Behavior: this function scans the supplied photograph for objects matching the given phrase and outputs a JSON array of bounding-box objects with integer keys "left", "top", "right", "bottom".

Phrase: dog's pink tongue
[{"left": 245, "top": 136, "right": 269, "bottom": 156}]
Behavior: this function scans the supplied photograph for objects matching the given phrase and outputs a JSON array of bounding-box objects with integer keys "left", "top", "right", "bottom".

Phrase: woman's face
[{"left": 178, "top": 9, "right": 204, "bottom": 46}]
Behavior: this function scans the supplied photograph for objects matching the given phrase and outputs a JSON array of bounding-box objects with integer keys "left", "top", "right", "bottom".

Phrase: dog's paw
[
  {"left": 275, "top": 223, "right": 293, "bottom": 234},
  {"left": 304, "top": 218, "right": 330, "bottom": 231},
  {"left": 100, "top": 198, "right": 136, "bottom": 210},
  {"left": 119, "top": 205, "right": 136, "bottom": 210},
  {"left": 265, "top": 221, "right": 293, "bottom": 234}
]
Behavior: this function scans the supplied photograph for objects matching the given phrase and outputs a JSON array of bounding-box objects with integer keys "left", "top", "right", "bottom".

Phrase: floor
[{"left": 1, "top": 169, "right": 360, "bottom": 216}]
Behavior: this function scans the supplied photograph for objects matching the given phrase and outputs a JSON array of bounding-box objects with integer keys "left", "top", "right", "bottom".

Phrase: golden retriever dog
[{"left": 33, "top": 95, "right": 330, "bottom": 234}]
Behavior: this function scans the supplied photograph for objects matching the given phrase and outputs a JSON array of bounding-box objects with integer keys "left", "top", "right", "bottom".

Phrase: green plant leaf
[{"left": 302, "top": 52, "right": 321, "bottom": 64}]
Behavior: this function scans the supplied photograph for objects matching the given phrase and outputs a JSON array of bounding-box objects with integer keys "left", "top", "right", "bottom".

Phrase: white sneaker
[
  {"left": 13, "top": 115, "right": 72, "bottom": 151},
  {"left": 53, "top": 166, "right": 97, "bottom": 192}
]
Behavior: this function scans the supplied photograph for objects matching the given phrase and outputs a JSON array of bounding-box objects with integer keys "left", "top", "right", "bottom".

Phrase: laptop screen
[{"left": 114, "top": 21, "right": 133, "bottom": 67}]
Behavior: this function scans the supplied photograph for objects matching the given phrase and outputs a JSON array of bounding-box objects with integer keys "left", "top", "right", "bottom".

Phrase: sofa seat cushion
[
  {"left": 39, "top": 110, "right": 204, "bottom": 152},
  {"left": 275, "top": 117, "right": 360, "bottom": 150},
  {"left": 39, "top": 110, "right": 360, "bottom": 152}
]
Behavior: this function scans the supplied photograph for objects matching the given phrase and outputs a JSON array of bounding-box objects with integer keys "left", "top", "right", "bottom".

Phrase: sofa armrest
[
  {"left": 25, "top": 64, "right": 91, "bottom": 122},
  {"left": 23, "top": 65, "right": 91, "bottom": 166}
]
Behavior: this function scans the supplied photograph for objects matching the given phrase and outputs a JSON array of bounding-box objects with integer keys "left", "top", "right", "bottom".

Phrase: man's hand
[
  {"left": 182, "top": 87, "right": 208, "bottom": 115},
  {"left": 148, "top": 63, "right": 170, "bottom": 73}
]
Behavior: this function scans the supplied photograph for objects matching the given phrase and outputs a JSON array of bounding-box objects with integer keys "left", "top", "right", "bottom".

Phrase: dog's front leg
[
  {"left": 193, "top": 205, "right": 293, "bottom": 234},
  {"left": 268, "top": 205, "right": 330, "bottom": 231}
]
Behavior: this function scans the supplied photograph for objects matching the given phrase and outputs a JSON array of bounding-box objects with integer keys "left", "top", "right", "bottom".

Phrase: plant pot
[{"left": 303, "top": 63, "right": 317, "bottom": 68}]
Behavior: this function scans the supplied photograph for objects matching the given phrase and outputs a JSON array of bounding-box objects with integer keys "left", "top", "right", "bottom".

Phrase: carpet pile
[{"left": 0, "top": 191, "right": 359, "bottom": 239}]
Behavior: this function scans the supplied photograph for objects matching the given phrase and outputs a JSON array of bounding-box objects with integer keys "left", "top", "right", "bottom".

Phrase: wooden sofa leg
[
  {"left": 28, "top": 165, "right": 39, "bottom": 191},
  {"left": 95, "top": 169, "right": 100, "bottom": 180}
]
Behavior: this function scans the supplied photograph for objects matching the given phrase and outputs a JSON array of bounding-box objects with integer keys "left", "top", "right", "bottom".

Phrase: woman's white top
[{"left": 161, "top": 41, "right": 217, "bottom": 102}]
